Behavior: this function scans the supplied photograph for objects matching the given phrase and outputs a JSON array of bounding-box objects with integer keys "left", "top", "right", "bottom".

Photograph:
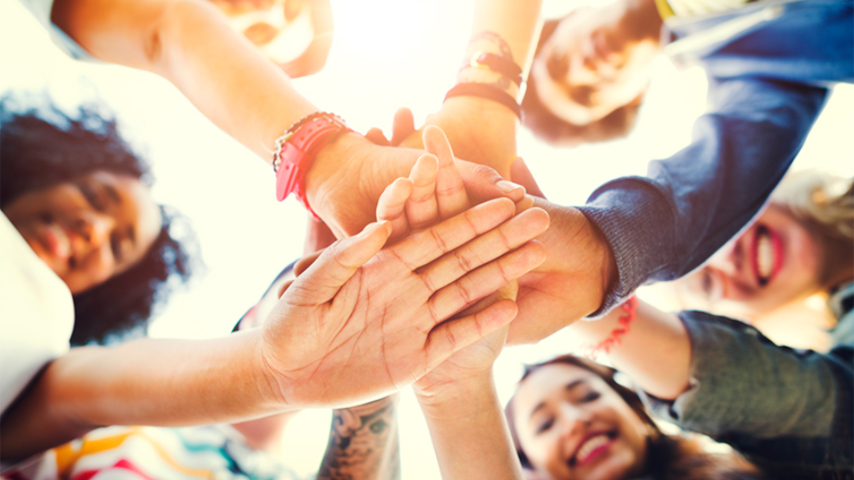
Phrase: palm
[{"left": 261, "top": 196, "right": 549, "bottom": 409}]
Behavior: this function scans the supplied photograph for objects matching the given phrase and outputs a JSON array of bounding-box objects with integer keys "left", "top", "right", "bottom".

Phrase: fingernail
[
  {"left": 498, "top": 180, "right": 525, "bottom": 195},
  {"left": 376, "top": 220, "right": 393, "bottom": 235}
]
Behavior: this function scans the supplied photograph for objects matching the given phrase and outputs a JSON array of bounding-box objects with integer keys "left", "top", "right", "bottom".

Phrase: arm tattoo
[
  {"left": 469, "top": 31, "right": 513, "bottom": 60},
  {"left": 462, "top": 31, "right": 515, "bottom": 91},
  {"left": 317, "top": 397, "right": 401, "bottom": 480}
]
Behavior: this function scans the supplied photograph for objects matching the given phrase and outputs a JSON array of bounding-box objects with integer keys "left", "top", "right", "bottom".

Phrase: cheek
[{"left": 65, "top": 251, "right": 114, "bottom": 294}]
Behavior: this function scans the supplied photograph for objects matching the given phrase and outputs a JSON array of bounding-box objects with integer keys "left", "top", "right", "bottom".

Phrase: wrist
[
  {"left": 252, "top": 329, "right": 294, "bottom": 410},
  {"left": 414, "top": 370, "right": 495, "bottom": 417},
  {"left": 308, "top": 133, "right": 423, "bottom": 237}
]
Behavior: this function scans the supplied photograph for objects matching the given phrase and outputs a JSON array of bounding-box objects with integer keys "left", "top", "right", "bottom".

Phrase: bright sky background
[{"left": 1, "top": 0, "right": 852, "bottom": 477}]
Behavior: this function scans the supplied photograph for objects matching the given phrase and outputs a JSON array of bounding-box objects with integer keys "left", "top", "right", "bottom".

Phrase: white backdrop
[{"left": 1, "top": 0, "right": 851, "bottom": 477}]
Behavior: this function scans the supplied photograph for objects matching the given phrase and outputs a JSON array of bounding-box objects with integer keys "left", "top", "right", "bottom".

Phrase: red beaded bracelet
[{"left": 583, "top": 296, "right": 638, "bottom": 360}]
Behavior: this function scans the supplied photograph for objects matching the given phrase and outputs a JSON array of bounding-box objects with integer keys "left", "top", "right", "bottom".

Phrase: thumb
[{"left": 291, "top": 221, "right": 393, "bottom": 303}]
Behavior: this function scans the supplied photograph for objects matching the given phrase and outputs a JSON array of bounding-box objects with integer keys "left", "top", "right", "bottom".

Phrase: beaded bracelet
[{"left": 583, "top": 296, "right": 638, "bottom": 360}]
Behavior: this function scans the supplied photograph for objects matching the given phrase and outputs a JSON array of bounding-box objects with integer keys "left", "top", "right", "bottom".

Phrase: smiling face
[
  {"left": 530, "top": 2, "right": 660, "bottom": 126},
  {"left": 682, "top": 203, "right": 825, "bottom": 318},
  {"left": 3, "top": 171, "right": 162, "bottom": 294},
  {"left": 512, "top": 363, "right": 649, "bottom": 480}
]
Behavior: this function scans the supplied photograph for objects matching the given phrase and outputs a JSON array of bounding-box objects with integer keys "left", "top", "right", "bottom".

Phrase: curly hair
[
  {"left": 521, "top": 18, "right": 643, "bottom": 146},
  {"left": 505, "top": 355, "right": 764, "bottom": 480},
  {"left": 0, "top": 94, "right": 196, "bottom": 346}
]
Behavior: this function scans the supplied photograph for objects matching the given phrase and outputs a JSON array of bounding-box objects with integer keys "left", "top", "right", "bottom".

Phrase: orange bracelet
[{"left": 583, "top": 296, "right": 638, "bottom": 360}]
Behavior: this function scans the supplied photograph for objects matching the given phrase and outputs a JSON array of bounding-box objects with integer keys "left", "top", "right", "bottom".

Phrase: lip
[
  {"left": 568, "top": 431, "right": 616, "bottom": 468},
  {"left": 37, "top": 217, "right": 73, "bottom": 263},
  {"left": 750, "top": 224, "right": 784, "bottom": 287}
]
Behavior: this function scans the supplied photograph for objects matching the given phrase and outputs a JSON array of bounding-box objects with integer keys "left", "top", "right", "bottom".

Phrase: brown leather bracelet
[{"left": 444, "top": 83, "right": 521, "bottom": 119}]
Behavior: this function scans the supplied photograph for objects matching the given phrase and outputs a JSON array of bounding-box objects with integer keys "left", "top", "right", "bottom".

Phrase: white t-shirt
[{"left": 0, "top": 212, "right": 74, "bottom": 416}]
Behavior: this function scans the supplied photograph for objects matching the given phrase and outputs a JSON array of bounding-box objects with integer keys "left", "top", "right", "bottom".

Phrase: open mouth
[
  {"left": 752, "top": 224, "right": 783, "bottom": 287},
  {"left": 568, "top": 431, "right": 617, "bottom": 468},
  {"left": 37, "top": 213, "right": 72, "bottom": 263}
]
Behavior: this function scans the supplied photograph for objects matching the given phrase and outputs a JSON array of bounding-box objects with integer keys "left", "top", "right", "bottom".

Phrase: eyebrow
[
  {"left": 528, "top": 379, "right": 587, "bottom": 420},
  {"left": 103, "top": 183, "right": 122, "bottom": 204}
]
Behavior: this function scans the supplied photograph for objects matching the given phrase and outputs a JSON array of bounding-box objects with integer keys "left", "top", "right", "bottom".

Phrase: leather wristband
[
  {"left": 273, "top": 112, "right": 352, "bottom": 217},
  {"left": 444, "top": 83, "right": 522, "bottom": 119},
  {"left": 461, "top": 50, "right": 523, "bottom": 87}
]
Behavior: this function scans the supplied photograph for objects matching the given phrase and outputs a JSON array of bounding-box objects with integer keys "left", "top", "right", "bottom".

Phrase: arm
[
  {"left": 318, "top": 395, "right": 401, "bottom": 480},
  {"left": 48, "top": 0, "right": 525, "bottom": 238},
  {"left": 503, "top": 77, "right": 829, "bottom": 344},
  {"left": 1, "top": 187, "right": 548, "bottom": 461},
  {"left": 397, "top": 0, "right": 544, "bottom": 175},
  {"left": 569, "top": 301, "right": 851, "bottom": 471}
]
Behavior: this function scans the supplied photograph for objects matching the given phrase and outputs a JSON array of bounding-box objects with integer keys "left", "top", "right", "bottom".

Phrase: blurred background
[{"left": 1, "top": 0, "right": 851, "bottom": 477}]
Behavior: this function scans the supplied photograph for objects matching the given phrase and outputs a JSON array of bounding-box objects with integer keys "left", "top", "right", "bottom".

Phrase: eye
[
  {"left": 701, "top": 270, "right": 713, "bottom": 296},
  {"left": 536, "top": 417, "right": 555, "bottom": 435},
  {"left": 79, "top": 183, "right": 105, "bottom": 211},
  {"left": 580, "top": 391, "right": 600, "bottom": 403},
  {"left": 110, "top": 232, "right": 122, "bottom": 262}
]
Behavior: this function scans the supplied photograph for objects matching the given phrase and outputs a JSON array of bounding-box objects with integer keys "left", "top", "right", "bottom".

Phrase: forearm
[
  {"left": 416, "top": 374, "right": 524, "bottom": 480},
  {"left": 318, "top": 395, "right": 401, "bottom": 480},
  {"left": 463, "top": 0, "right": 543, "bottom": 97},
  {"left": 0, "top": 330, "right": 284, "bottom": 461},
  {"left": 54, "top": 0, "right": 318, "bottom": 161},
  {"left": 568, "top": 300, "right": 692, "bottom": 400}
]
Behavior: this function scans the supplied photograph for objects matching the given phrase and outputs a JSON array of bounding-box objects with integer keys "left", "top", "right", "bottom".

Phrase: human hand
[
  {"left": 509, "top": 203, "right": 617, "bottom": 344},
  {"left": 259, "top": 195, "right": 548, "bottom": 409},
  {"left": 372, "top": 127, "right": 528, "bottom": 399},
  {"left": 388, "top": 98, "right": 519, "bottom": 178},
  {"left": 305, "top": 132, "right": 526, "bottom": 239}
]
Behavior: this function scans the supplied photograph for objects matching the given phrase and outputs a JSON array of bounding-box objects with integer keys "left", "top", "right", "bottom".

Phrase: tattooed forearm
[
  {"left": 317, "top": 396, "right": 401, "bottom": 480},
  {"left": 459, "top": 31, "right": 517, "bottom": 92},
  {"left": 468, "top": 31, "right": 513, "bottom": 60}
]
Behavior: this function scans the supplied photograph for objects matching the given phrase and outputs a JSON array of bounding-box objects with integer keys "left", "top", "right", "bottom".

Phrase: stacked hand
[{"left": 260, "top": 126, "right": 548, "bottom": 409}]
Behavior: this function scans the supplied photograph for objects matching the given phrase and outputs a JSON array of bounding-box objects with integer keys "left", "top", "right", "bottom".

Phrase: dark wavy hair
[
  {"left": 0, "top": 94, "right": 196, "bottom": 346},
  {"left": 521, "top": 18, "right": 643, "bottom": 146},
  {"left": 505, "top": 355, "right": 764, "bottom": 480}
]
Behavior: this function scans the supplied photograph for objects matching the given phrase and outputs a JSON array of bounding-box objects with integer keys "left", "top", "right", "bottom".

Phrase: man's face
[{"left": 531, "top": 4, "right": 660, "bottom": 125}]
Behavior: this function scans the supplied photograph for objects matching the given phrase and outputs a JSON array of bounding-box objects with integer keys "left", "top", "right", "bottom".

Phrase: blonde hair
[
  {"left": 771, "top": 170, "right": 854, "bottom": 288},
  {"left": 771, "top": 170, "right": 854, "bottom": 241}
]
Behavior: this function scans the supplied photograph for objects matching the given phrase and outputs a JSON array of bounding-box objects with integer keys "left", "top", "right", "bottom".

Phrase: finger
[
  {"left": 292, "top": 221, "right": 393, "bottom": 303},
  {"left": 418, "top": 207, "right": 550, "bottom": 293},
  {"left": 304, "top": 217, "right": 337, "bottom": 256},
  {"left": 510, "top": 157, "right": 545, "bottom": 199},
  {"left": 389, "top": 197, "right": 516, "bottom": 270},
  {"left": 405, "top": 154, "right": 440, "bottom": 230},
  {"left": 365, "top": 127, "right": 391, "bottom": 146},
  {"left": 295, "top": 250, "right": 323, "bottom": 276},
  {"left": 423, "top": 298, "right": 518, "bottom": 370},
  {"left": 376, "top": 177, "right": 413, "bottom": 241},
  {"left": 515, "top": 195, "right": 535, "bottom": 215},
  {"left": 277, "top": 279, "right": 295, "bottom": 299},
  {"left": 427, "top": 240, "right": 547, "bottom": 322},
  {"left": 423, "top": 126, "right": 470, "bottom": 218},
  {"left": 391, "top": 107, "right": 416, "bottom": 146},
  {"left": 457, "top": 160, "right": 526, "bottom": 204}
]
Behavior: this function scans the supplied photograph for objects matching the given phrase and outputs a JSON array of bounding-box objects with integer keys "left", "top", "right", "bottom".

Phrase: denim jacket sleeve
[
  {"left": 639, "top": 311, "right": 853, "bottom": 477},
  {"left": 578, "top": 77, "right": 828, "bottom": 316}
]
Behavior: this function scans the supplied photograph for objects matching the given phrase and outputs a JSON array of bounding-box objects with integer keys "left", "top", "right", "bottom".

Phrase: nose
[
  {"left": 558, "top": 402, "right": 592, "bottom": 438},
  {"left": 75, "top": 211, "right": 115, "bottom": 250}
]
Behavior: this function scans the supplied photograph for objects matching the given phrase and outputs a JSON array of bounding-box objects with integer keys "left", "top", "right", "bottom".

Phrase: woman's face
[
  {"left": 682, "top": 203, "right": 823, "bottom": 318},
  {"left": 530, "top": 4, "right": 659, "bottom": 126},
  {"left": 512, "top": 363, "right": 649, "bottom": 480},
  {"left": 4, "top": 171, "right": 162, "bottom": 294}
]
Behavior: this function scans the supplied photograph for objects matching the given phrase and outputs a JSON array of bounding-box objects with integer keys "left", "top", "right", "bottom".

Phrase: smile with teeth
[
  {"left": 570, "top": 432, "right": 615, "bottom": 466},
  {"left": 754, "top": 225, "right": 781, "bottom": 287}
]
